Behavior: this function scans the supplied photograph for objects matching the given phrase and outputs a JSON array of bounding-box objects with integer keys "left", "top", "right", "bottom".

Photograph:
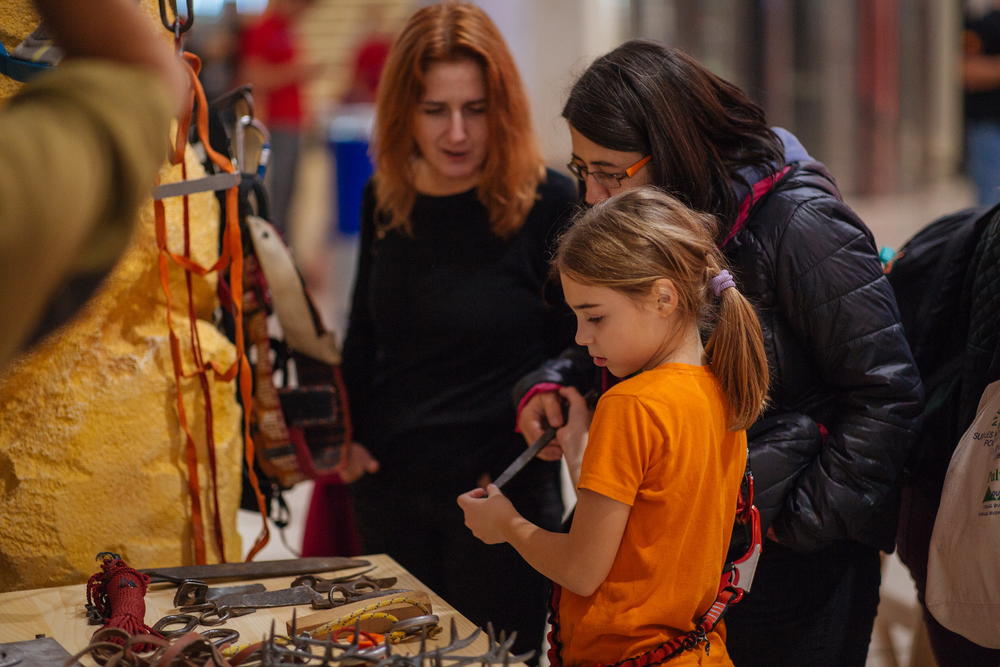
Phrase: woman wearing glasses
[
  {"left": 333, "top": 3, "right": 576, "bottom": 659},
  {"left": 515, "top": 41, "right": 922, "bottom": 666}
]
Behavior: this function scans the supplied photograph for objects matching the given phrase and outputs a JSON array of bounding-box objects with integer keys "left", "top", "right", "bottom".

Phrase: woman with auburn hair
[
  {"left": 513, "top": 41, "right": 923, "bottom": 665},
  {"left": 332, "top": 2, "right": 576, "bottom": 658}
]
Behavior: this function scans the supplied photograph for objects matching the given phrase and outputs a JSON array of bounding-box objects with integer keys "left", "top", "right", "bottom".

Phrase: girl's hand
[
  {"left": 457, "top": 484, "right": 518, "bottom": 544},
  {"left": 557, "top": 386, "right": 591, "bottom": 478},
  {"left": 517, "top": 391, "right": 566, "bottom": 461}
]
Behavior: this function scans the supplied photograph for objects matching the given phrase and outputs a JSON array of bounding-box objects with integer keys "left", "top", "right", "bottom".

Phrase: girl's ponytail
[
  {"left": 555, "top": 186, "right": 769, "bottom": 430},
  {"left": 705, "top": 272, "right": 769, "bottom": 430}
]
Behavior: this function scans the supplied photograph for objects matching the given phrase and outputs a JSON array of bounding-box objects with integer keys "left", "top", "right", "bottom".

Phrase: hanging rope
[{"left": 156, "top": 51, "right": 271, "bottom": 563}]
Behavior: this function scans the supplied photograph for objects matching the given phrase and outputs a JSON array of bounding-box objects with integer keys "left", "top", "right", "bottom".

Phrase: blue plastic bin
[{"left": 329, "top": 105, "right": 375, "bottom": 236}]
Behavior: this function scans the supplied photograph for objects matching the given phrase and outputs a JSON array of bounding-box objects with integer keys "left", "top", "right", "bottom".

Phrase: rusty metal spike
[{"left": 352, "top": 618, "right": 362, "bottom": 648}]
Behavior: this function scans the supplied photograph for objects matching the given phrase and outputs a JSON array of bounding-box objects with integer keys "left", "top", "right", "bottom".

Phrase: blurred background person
[
  {"left": 187, "top": 0, "right": 241, "bottom": 104},
  {"left": 963, "top": 1, "right": 1000, "bottom": 206},
  {"left": 339, "top": 5, "right": 394, "bottom": 106},
  {"left": 237, "top": 0, "right": 322, "bottom": 235}
]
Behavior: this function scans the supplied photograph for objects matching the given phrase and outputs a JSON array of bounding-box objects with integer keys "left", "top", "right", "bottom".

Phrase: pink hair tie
[{"left": 710, "top": 269, "right": 736, "bottom": 296}]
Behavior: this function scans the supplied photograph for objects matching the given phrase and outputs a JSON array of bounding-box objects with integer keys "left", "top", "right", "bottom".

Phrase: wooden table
[{"left": 0, "top": 553, "right": 524, "bottom": 664}]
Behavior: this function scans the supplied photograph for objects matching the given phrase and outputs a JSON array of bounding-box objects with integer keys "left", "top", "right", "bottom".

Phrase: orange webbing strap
[
  {"left": 155, "top": 52, "right": 271, "bottom": 563},
  {"left": 155, "top": 198, "right": 208, "bottom": 563}
]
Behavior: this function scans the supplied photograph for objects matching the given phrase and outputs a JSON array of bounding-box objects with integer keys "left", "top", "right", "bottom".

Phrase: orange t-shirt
[{"left": 558, "top": 364, "right": 746, "bottom": 666}]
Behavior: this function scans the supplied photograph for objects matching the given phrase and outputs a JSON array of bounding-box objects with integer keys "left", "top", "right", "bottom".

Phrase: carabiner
[{"left": 158, "top": 0, "right": 195, "bottom": 35}]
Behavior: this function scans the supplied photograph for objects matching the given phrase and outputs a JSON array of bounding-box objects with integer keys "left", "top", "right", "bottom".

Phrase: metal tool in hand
[
  {"left": 494, "top": 398, "right": 573, "bottom": 489},
  {"left": 493, "top": 426, "right": 558, "bottom": 489}
]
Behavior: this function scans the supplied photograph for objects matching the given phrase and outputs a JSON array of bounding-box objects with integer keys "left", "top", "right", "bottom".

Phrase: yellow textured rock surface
[
  {"left": 0, "top": 2, "right": 34, "bottom": 101},
  {"left": 0, "top": 2, "right": 243, "bottom": 592}
]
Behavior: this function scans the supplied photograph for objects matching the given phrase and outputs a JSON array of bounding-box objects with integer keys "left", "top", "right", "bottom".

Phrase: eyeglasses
[{"left": 566, "top": 154, "right": 652, "bottom": 189}]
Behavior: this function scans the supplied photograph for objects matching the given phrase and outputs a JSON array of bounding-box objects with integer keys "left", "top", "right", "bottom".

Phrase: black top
[
  {"left": 965, "top": 10, "right": 1000, "bottom": 122},
  {"left": 342, "top": 169, "right": 578, "bottom": 470}
]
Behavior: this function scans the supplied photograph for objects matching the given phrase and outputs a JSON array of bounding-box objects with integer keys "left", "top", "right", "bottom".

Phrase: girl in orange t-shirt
[{"left": 459, "top": 187, "right": 769, "bottom": 666}]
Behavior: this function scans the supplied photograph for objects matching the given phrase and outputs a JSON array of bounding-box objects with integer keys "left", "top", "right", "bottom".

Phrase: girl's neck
[{"left": 647, "top": 324, "right": 706, "bottom": 369}]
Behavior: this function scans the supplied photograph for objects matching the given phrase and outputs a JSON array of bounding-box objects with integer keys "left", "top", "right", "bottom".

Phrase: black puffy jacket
[{"left": 514, "top": 160, "right": 924, "bottom": 553}]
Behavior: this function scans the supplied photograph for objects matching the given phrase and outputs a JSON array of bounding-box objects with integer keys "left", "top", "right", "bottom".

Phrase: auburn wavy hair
[{"left": 372, "top": 2, "right": 544, "bottom": 237}]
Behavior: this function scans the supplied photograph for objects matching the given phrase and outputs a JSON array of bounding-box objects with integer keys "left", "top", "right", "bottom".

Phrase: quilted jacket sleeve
[
  {"left": 511, "top": 344, "right": 597, "bottom": 408},
  {"left": 769, "top": 195, "right": 923, "bottom": 552}
]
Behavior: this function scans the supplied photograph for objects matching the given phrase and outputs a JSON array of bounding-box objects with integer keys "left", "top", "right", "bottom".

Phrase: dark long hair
[{"left": 563, "top": 40, "right": 783, "bottom": 228}]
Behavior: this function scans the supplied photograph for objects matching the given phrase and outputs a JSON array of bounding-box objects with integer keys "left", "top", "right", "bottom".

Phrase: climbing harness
[
  {"left": 202, "top": 87, "right": 354, "bottom": 502},
  {"left": 546, "top": 461, "right": 762, "bottom": 666}
]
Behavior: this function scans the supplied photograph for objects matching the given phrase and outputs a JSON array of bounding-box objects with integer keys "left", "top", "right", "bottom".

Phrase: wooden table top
[{"left": 0, "top": 553, "right": 525, "bottom": 664}]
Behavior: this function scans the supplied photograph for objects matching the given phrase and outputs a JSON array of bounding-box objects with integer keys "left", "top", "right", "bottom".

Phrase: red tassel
[{"left": 86, "top": 553, "right": 161, "bottom": 652}]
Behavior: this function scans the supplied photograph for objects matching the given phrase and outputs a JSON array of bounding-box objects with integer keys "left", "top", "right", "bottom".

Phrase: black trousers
[
  {"left": 724, "top": 539, "right": 882, "bottom": 667},
  {"left": 350, "top": 438, "right": 563, "bottom": 663}
]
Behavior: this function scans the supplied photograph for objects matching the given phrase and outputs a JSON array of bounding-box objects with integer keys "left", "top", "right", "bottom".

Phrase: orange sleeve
[{"left": 577, "top": 394, "right": 662, "bottom": 506}]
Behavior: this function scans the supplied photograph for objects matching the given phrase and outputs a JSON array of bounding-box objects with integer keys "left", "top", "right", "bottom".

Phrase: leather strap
[{"left": 155, "top": 52, "right": 270, "bottom": 563}]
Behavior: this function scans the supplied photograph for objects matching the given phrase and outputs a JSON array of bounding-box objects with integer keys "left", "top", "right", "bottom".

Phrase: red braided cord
[{"left": 87, "top": 556, "right": 161, "bottom": 652}]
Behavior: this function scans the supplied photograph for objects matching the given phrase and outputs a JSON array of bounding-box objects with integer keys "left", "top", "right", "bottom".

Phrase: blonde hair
[
  {"left": 372, "top": 2, "right": 544, "bottom": 237},
  {"left": 554, "top": 187, "right": 769, "bottom": 430}
]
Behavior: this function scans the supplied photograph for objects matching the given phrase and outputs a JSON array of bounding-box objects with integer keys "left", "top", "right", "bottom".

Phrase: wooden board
[{"left": 0, "top": 553, "right": 524, "bottom": 665}]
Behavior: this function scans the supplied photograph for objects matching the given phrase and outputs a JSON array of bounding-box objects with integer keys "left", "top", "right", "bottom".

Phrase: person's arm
[
  {"left": 338, "top": 182, "right": 381, "bottom": 481},
  {"left": 510, "top": 173, "right": 584, "bottom": 453},
  {"left": 963, "top": 53, "right": 1000, "bottom": 91},
  {"left": 461, "top": 393, "right": 652, "bottom": 595},
  {"left": 962, "top": 24, "right": 1000, "bottom": 92},
  {"left": 34, "top": 0, "right": 187, "bottom": 113},
  {"left": 769, "top": 198, "right": 923, "bottom": 551},
  {"left": 0, "top": 1, "right": 187, "bottom": 366},
  {"left": 458, "top": 485, "right": 629, "bottom": 597}
]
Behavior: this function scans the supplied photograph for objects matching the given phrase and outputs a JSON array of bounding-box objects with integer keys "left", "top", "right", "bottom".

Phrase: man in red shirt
[{"left": 239, "top": 0, "right": 320, "bottom": 235}]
